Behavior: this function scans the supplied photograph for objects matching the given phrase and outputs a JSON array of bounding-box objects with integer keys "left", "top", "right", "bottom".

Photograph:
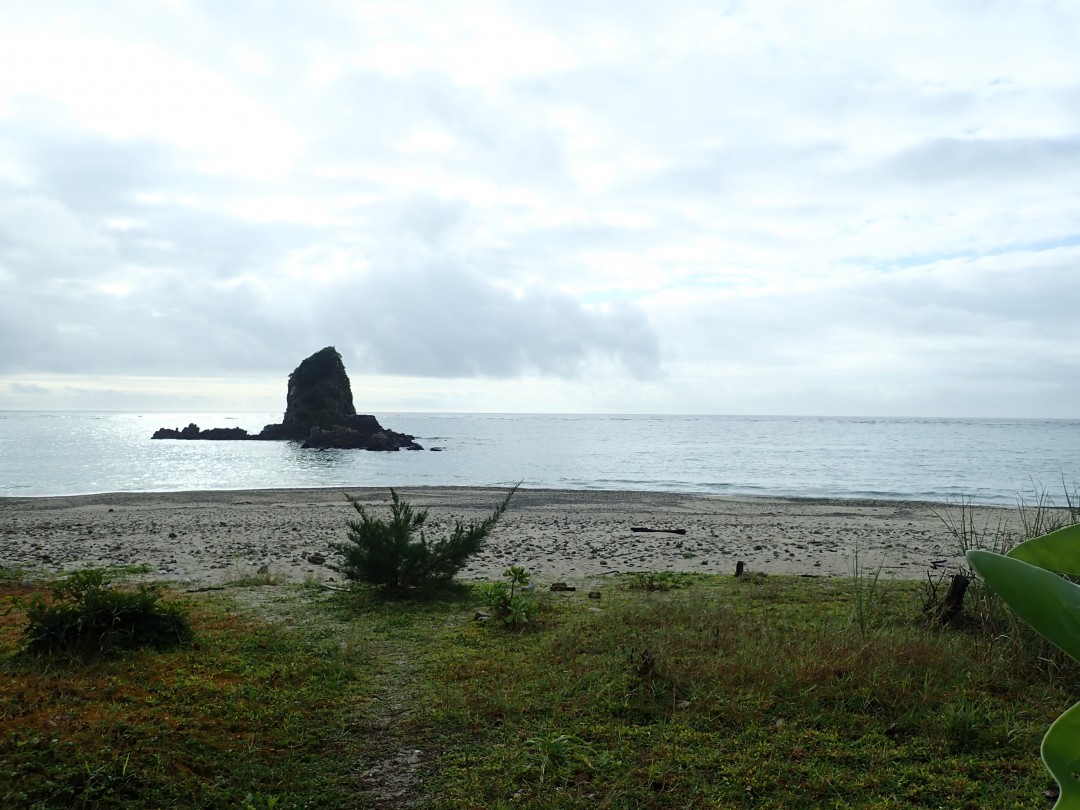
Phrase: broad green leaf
[
  {"left": 966, "top": 550, "right": 1080, "bottom": 663},
  {"left": 1043, "top": 700, "right": 1080, "bottom": 809},
  {"left": 1008, "top": 524, "right": 1080, "bottom": 576}
]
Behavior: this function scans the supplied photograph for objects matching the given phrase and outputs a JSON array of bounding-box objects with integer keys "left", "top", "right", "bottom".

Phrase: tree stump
[{"left": 934, "top": 573, "right": 970, "bottom": 625}]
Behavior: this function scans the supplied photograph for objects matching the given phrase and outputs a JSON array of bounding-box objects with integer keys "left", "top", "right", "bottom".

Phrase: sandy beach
[{"left": 0, "top": 487, "right": 1017, "bottom": 586}]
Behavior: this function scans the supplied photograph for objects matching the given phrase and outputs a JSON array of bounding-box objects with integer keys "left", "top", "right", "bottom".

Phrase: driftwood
[{"left": 630, "top": 527, "right": 687, "bottom": 535}]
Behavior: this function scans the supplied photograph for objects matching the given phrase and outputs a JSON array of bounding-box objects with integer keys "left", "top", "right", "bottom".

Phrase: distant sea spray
[{"left": 1, "top": 411, "right": 1078, "bottom": 505}]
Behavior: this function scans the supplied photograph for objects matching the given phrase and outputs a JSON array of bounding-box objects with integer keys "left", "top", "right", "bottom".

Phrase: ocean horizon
[{"left": 1, "top": 410, "right": 1078, "bottom": 505}]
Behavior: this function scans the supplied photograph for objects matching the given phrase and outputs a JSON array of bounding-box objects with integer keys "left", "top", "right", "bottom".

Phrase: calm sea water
[{"left": 0, "top": 411, "right": 1078, "bottom": 505}]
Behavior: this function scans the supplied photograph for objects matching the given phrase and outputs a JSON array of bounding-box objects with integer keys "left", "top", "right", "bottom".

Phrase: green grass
[{"left": 2, "top": 569, "right": 1075, "bottom": 808}]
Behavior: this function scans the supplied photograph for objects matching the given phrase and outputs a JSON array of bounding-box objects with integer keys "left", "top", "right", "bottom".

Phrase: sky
[{"left": 1, "top": 0, "right": 1079, "bottom": 417}]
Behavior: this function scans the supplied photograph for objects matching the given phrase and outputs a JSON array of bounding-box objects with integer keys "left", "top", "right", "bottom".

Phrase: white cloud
[{"left": 0, "top": 0, "right": 1078, "bottom": 415}]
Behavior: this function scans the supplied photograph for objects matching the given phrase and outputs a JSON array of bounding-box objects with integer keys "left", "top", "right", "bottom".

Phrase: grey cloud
[
  {"left": 880, "top": 136, "right": 1080, "bottom": 187},
  {"left": 0, "top": 226, "right": 662, "bottom": 381},
  {"left": 328, "top": 262, "right": 661, "bottom": 379},
  {"left": 660, "top": 250, "right": 1080, "bottom": 383}
]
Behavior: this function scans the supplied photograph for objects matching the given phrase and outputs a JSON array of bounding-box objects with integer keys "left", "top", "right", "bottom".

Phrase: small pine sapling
[{"left": 332, "top": 485, "right": 519, "bottom": 595}]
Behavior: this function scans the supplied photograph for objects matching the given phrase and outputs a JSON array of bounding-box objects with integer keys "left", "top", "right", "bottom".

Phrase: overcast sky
[{"left": 1, "top": 1, "right": 1079, "bottom": 416}]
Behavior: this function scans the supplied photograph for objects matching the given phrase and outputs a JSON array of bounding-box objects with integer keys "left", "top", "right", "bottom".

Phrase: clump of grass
[
  {"left": 619, "top": 570, "right": 701, "bottom": 592},
  {"left": 19, "top": 569, "right": 192, "bottom": 655},
  {"left": 934, "top": 482, "right": 1080, "bottom": 669},
  {"left": 225, "top": 564, "right": 286, "bottom": 587}
]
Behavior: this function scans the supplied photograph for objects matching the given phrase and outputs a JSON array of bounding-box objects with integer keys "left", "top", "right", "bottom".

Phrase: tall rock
[
  {"left": 153, "top": 346, "right": 423, "bottom": 450},
  {"left": 277, "top": 346, "right": 356, "bottom": 439},
  {"left": 255, "top": 346, "right": 422, "bottom": 449}
]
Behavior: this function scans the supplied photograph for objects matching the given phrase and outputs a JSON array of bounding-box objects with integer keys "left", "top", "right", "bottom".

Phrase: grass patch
[
  {"left": 1, "top": 580, "right": 373, "bottom": 808},
  {"left": 2, "top": 571, "right": 1074, "bottom": 807},
  {"left": 19, "top": 569, "right": 192, "bottom": 656},
  {"left": 219, "top": 563, "right": 288, "bottom": 588}
]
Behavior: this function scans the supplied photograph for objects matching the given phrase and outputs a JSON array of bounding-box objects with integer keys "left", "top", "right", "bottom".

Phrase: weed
[
  {"left": 941, "top": 698, "right": 991, "bottom": 753},
  {"left": 480, "top": 566, "right": 539, "bottom": 629},
  {"left": 619, "top": 571, "right": 699, "bottom": 592},
  {"left": 242, "top": 791, "right": 282, "bottom": 809},
  {"left": 225, "top": 565, "right": 285, "bottom": 587},
  {"left": 19, "top": 569, "right": 192, "bottom": 655},
  {"left": 524, "top": 732, "right": 591, "bottom": 784},
  {"left": 850, "top": 543, "right": 886, "bottom": 642}
]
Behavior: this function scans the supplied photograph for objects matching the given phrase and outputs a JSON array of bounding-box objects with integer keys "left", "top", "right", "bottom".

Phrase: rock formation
[
  {"left": 151, "top": 424, "right": 251, "bottom": 440},
  {"left": 268, "top": 346, "right": 357, "bottom": 440},
  {"left": 152, "top": 347, "right": 422, "bottom": 451}
]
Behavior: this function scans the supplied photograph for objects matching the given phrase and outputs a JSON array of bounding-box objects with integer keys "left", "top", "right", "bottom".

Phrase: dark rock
[
  {"left": 550, "top": 582, "right": 577, "bottom": 592},
  {"left": 152, "top": 347, "right": 421, "bottom": 450},
  {"left": 429, "top": 447, "right": 444, "bottom": 452},
  {"left": 260, "top": 350, "right": 422, "bottom": 449},
  {"left": 152, "top": 423, "right": 251, "bottom": 440},
  {"left": 200, "top": 427, "right": 251, "bottom": 440},
  {"left": 269, "top": 346, "right": 357, "bottom": 440},
  {"left": 306, "top": 553, "right": 326, "bottom": 565},
  {"left": 301, "top": 419, "right": 422, "bottom": 451}
]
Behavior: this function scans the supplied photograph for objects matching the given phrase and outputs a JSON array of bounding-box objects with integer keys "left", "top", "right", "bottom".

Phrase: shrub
[
  {"left": 331, "top": 485, "right": 518, "bottom": 595},
  {"left": 481, "top": 566, "right": 539, "bottom": 629},
  {"left": 21, "top": 569, "right": 193, "bottom": 655}
]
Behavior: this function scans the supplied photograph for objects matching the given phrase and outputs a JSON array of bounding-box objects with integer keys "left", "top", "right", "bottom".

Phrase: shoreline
[{"left": 0, "top": 486, "right": 1024, "bottom": 585}]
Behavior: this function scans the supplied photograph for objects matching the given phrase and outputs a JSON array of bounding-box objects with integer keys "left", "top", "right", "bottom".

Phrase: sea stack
[
  {"left": 152, "top": 347, "right": 422, "bottom": 451},
  {"left": 258, "top": 346, "right": 359, "bottom": 440}
]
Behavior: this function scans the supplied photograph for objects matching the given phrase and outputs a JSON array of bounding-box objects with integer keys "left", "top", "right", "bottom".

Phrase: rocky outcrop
[
  {"left": 151, "top": 424, "right": 252, "bottom": 440},
  {"left": 272, "top": 346, "right": 357, "bottom": 440},
  {"left": 152, "top": 347, "right": 422, "bottom": 451},
  {"left": 303, "top": 418, "right": 423, "bottom": 451}
]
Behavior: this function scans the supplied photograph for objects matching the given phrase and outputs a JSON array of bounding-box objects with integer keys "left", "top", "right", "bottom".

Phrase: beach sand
[{"left": 0, "top": 487, "right": 1015, "bottom": 586}]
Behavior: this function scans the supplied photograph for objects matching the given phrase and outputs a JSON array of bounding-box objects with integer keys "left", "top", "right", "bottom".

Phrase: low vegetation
[
  {"left": 3, "top": 486, "right": 1077, "bottom": 807},
  {"left": 478, "top": 565, "right": 540, "bottom": 629},
  {"left": 331, "top": 485, "right": 518, "bottom": 595},
  {"left": 19, "top": 568, "right": 192, "bottom": 656},
  {"left": 3, "top": 560, "right": 1077, "bottom": 807}
]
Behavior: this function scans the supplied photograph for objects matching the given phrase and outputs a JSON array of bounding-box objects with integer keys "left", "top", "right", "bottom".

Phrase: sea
[{"left": 0, "top": 411, "right": 1078, "bottom": 506}]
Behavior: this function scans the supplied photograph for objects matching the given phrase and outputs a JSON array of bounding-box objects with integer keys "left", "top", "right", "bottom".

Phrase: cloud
[
  {"left": 329, "top": 261, "right": 661, "bottom": 378},
  {"left": 1, "top": 1, "right": 1079, "bottom": 415}
]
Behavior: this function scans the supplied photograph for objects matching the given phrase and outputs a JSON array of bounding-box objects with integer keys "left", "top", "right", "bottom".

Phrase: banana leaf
[
  {"left": 1042, "top": 700, "right": 1080, "bottom": 810},
  {"left": 966, "top": 550, "right": 1080, "bottom": 663},
  {"left": 967, "top": 548, "right": 1080, "bottom": 808},
  {"left": 1007, "top": 524, "right": 1080, "bottom": 577}
]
